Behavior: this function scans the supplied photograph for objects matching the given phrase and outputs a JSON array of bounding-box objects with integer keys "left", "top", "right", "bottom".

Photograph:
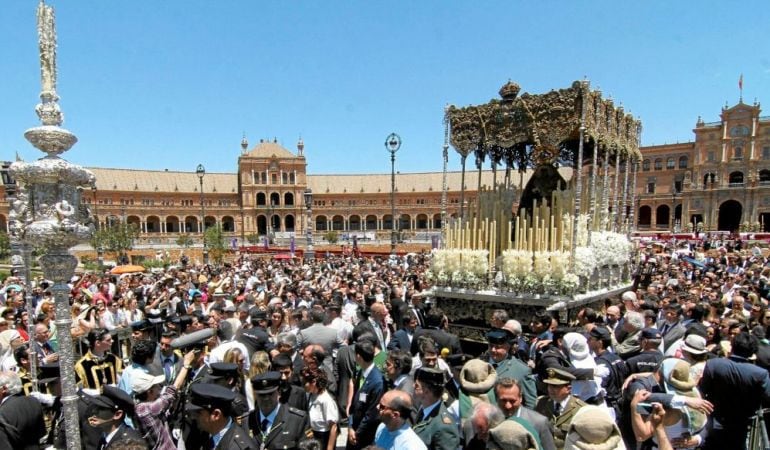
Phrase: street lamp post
[
  {"left": 91, "top": 183, "right": 103, "bottom": 271},
  {"left": 267, "top": 200, "right": 275, "bottom": 246},
  {"left": 196, "top": 164, "right": 208, "bottom": 264},
  {"left": 304, "top": 188, "right": 314, "bottom": 261},
  {"left": 385, "top": 133, "right": 401, "bottom": 255}
]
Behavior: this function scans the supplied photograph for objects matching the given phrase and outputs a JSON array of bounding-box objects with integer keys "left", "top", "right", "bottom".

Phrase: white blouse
[{"left": 308, "top": 390, "right": 338, "bottom": 432}]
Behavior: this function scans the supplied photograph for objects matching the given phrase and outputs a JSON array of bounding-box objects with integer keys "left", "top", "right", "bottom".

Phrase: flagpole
[{"left": 739, "top": 74, "right": 744, "bottom": 103}]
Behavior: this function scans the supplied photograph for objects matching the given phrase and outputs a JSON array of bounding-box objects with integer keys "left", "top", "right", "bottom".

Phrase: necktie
[
  {"left": 358, "top": 371, "right": 365, "bottom": 389},
  {"left": 553, "top": 402, "right": 562, "bottom": 417},
  {"left": 164, "top": 358, "right": 174, "bottom": 382},
  {"left": 261, "top": 418, "right": 270, "bottom": 435}
]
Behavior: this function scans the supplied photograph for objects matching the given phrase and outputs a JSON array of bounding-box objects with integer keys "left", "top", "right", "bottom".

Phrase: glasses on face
[{"left": 377, "top": 403, "right": 395, "bottom": 412}]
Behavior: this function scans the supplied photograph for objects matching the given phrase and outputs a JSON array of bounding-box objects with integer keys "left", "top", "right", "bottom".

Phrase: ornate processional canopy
[{"left": 447, "top": 80, "right": 643, "bottom": 168}]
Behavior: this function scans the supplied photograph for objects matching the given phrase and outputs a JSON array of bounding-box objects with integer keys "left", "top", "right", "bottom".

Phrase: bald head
[{"left": 380, "top": 389, "right": 413, "bottom": 430}]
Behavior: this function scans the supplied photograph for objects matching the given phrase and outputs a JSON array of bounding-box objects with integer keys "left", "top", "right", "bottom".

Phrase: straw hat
[
  {"left": 564, "top": 405, "right": 626, "bottom": 450},
  {"left": 661, "top": 359, "right": 696, "bottom": 391},
  {"left": 459, "top": 359, "right": 497, "bottom": 394},
  {"left": 488, "top": 419, "right": 539, "bottom": 450}
]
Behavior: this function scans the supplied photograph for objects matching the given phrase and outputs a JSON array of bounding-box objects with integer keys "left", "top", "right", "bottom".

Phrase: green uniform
[{"left": 413, "top": 401, "right": 460, "bottom": 450}]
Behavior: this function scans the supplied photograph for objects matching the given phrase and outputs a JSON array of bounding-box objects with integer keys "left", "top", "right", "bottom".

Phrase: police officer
[
  {"left": 186, "top": 383, "right": 258, "bottom": 450},
  {"left": 624, "top": 328, "right": 664, "bottom": 375},
  {"left": 205, "top": 362, "right": 251, "bottom": 423},
  {"left": 534, "top": 368, "right": 586, "bottom": 450},
  {"left": 412, "top": 367, "right": 460, "bottom": 450},
  {"left": 482, "top": 328, "right": 537, "bottom": 408},
  {"left": 87, "top": 385, "right": 147, "bottom": 449},
  {"left": 248, "top": 372, "right": 310, "bottom": 450}
]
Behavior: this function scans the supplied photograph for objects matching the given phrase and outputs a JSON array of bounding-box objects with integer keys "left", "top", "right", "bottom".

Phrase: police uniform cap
[
  {"left": 130, "top": 319, "right": 152, "bottom": 331},
  {"left": 542, "top": 368, "right": 576, "bottom": 386},
  {"left": 92, "top": 385, "right": 136, "bottom": 415},
  {"left": 415, "top": 367, "right": 445, "bottom": 386},
  {"left": 249, "top": 307, "right": 267, "bottom": 320},
  {"left": 641, "top": 327, "right": 662, "bottom": 340},
  {"left": 251, "top": 371, "right": 281, "bottom": 394},
  {"left": 589, "top": 326, "right": 611, "bottom": 341},
  {"left": 37, "top": 363, "right": 60, "bottom": 385},
  {"left": 186, "top": 383, "right": 235, "bottom": 412},
  {"left": 146, "top": 310, "right": 164, "bottom": 324},
  {"left": 486, "top": 328, "right": 514, "bottom": 345},
  {"left": 207, "top": 362, "right": 239, "bottom": 379}
]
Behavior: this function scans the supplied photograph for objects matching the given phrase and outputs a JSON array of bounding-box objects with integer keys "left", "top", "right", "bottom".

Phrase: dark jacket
[
  {"left": 103, "top": 423, "right": 148, "bottom": 450},
  {"left": 700, "top": 355, "right": 770, "bottom": 428},
  {"left": 413, "top": 401, "right": 460, "bottom": 450},
  {"left": 249, "top": 405, "right": 308, "bottom": 450},
  {"left": 216, "top": 421, "right": 259, "bottom": 450},
  {"left": 0, "top": 393, "right": 46, "bottom": 450},
  {"left": 387, "top": 328, "right": 412, "bottom": 352},
  {"left": 347, "top": 365, "right": 384, "bottom": 449}
]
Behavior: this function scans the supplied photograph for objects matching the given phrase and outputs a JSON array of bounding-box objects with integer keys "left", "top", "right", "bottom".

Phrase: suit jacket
[
  {"left": 103, "top": 423, "right": 148, "bottom": 450},
  {"left": 387, "top": 328, "right": 412, "bottom": 352},
  {"left": 348, "top": 365, "right": 385, "bottom": 448},
  {"left": 412, "top": 401, "right": 460, "bottom": 450},
  {"left": 297, "top": 323, "right": 342, "bottom": 356},
  {"left": 280, "top": 384, "right": 309, "bottom": 411},
  {"left": 0, "top": 394, "right": 46, "bottom": 450},
  {"left": 236, "top": 326, "right": 272, "bottom": 355},
  {"left": 534, "top": 395, "right": 586, "bottom": 450},
  {"left": 494, "top": 357, "right": 538, "bottom": 409},
  {"left": 700, "top": 355, "right": 770, "bottom": 427},
  {"left": 249, "top": 404, "right": 308, "bottom": 450},
  {"left": 216, "top": 421, "right": 259, "bottom": 450},
  {"left": 661, "top": 322, "right": 687, "bottom": 352},
  {"left": 336, "top": 344, "right": 357, "bottom": 418},
  {"left": 519, "top": 406, "right": 557, "bottom": 450},
  {"left": 410, "top": 328, "right": 461, "bottom": 356}
]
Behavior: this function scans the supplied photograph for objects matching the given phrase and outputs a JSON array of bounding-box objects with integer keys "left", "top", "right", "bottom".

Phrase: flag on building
[{"left": 739, "top": 74, "right": 743, "bottom": 90}]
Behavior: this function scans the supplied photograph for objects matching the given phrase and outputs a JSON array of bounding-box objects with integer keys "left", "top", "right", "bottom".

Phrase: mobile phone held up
[{"left": 636, "top": 402, "right": 654, "bottom": 415}]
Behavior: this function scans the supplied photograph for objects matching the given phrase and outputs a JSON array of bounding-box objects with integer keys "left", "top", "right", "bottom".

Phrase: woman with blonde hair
[
  {"left": 249, "top": 351, "right": 271, "bottom": 379},
  {"left": 224, "top": 347, "right": 254, "bottom": 414}
]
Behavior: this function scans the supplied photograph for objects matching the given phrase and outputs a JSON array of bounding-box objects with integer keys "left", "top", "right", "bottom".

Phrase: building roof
[
  {"left": 87, "top": 166, "right": 573, "bottom": 196},
  {"left": 241, "top": 141, "right": 298, "bottom": 159},
  {"left": 307, "top": 167, "right": 573, "bottom": 195},
  {"left": 89, "top": 167, "right": 238, "bottom": 195}
]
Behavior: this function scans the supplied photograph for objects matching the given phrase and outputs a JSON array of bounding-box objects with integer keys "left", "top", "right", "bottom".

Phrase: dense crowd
[{"left": 0, "top": 242, "right": 769, "bottom": 450}]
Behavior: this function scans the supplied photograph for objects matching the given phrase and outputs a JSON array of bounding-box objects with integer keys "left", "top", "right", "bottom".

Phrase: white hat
[
  {"left": 681, "top": 334, "right": 707, "bottom": 355},
  {"left": 563, "top": 332, "right": 590, "bottom": 360},
  {"left": 132, "top": 371, "right": 166, "bottom": 394}
]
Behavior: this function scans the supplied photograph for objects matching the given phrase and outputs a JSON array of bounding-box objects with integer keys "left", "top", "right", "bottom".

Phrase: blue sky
[{"left": 1, "top": 1, "right": 769, "bottom": 175}]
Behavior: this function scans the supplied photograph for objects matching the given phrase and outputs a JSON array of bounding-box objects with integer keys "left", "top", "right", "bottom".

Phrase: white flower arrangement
[
  {"left": 560, "top": 273, "right": 580, "bottom": 294},
  {"left": 429, "top": 249, "right": 488, "bottom": 287},
  {"left": 590, "top": 231, "right": 633, "bottom": 266},
  {"left": 533, "top": 251, "right": 553, "bottom": 279},
  {"left": 573, "top": 246, "right": 596, "bottom": 278},
  {"left": 549, "top": 250, "right": 570, "bottom": 281},
  {"left": 501, "top": 249, "right": 533, "bottom": 280}
]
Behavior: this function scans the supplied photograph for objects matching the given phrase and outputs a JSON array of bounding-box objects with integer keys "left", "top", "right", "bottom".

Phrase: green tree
[
  {"left": 324, "top": 230, "right": 338, "bottom": 244},
  {"left": 0, "top": 232, "right": 9, "bottom": 259},
  {"left": 176, "top": 233, "right": 194, "bottom": 248},
  {"left": 246, "top": 233, "right": 260, "bottom": 245},
  {"left": 90, "top": 222, "right": 139, "bottom": 262},
  {"left": 204, "top": 225, "right": 227, "bottom": 263}
]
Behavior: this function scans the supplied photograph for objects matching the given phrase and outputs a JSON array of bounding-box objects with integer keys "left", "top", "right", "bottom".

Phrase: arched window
[
  {"left": 678, "top": 156, "right": 688, "bottom": 169},
  {"left": 654, "top": 159, "right": 663, "bottom": 170},
  {"left": 642, "top": 159, "right": 651, "bottom": 171},
  {"left": 759, "top": 170, "right": 770, "bottom": 183},
  {"left": 666, "top": 158, "right": 675, "bottom": 169},
  {"left": 729, "top": 171, "right": 744, "bottom": 185}
]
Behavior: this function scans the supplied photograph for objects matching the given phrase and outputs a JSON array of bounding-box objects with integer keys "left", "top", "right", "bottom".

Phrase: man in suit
[
  {"left": 495, "top": 377, "right": 556, "bottom": 450},
  {"left": 235, "top": 308, "right": 272, "bottom": 355},
  {"left": 87, "top": 385, "right": 148, "bottom": 450},
  {"left": 412, "top": 367, "right": 460, "bottom": 450},
  {"left": 248, "top": 372, "right": 309, "bottom": 450},
  {"left": 159, "top": 331, "right": 184, "bottom": 384},
  {"left": 700, "top": 331, "right": 770, "bottom": 450},
  {"left": 387, "top": 311, "right": 418, "bottom": 352},
  {"left": 297, "top": 308, "right": 343, "bottom": 356},
  {"left": 0, "top": 371, "right": 46, "bottom": 449},
  {"left": 410, "top": 307, "right": 461, "bottom": 356},
  {"left": 347, "top": 340, "right": 384, "bottom": 450},
  {"left": 659, "top": 302, "right": 687, "bottom": 352},
  {"left": 534, "top": 368, "right": 587, "bottom": 450},
  {"left": 336, "top": 342, "right": 357, "bottom": 420},
  {"left": 354, "top": 302, "right": 391, "bottom": 351},
  {"left": 187, "top": 383, "right": 259, "bottom": 450}
]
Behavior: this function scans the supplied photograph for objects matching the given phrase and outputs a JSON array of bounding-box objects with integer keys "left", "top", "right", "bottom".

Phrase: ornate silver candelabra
[{"left": 10, "top": 2, "right": 95, "bottom": 449}]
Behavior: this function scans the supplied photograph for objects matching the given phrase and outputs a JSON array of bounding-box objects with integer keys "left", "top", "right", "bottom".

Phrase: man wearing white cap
[{"left": 133, "top": 350, "right": 196, "bottom": 450}]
